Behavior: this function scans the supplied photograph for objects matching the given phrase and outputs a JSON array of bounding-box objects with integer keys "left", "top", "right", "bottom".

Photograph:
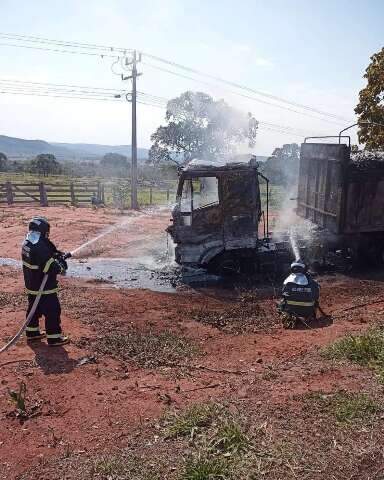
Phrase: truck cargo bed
[{"left": 297, "top": 142, "right": 384, "bottom": 235}]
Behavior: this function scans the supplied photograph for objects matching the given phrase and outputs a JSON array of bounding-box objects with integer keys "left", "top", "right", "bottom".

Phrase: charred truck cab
[{"left": 167, "top": 158, "right": 290, "bottom": 274}]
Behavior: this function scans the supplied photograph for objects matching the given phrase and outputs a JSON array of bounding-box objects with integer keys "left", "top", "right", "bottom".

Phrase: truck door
[
  {"left": 176, "top": 175, "right": 223, "bottom": 240},
  {"left": 191, "top": 176, "right": 222, "bottom": 239},
  {"left": 222, "top": 171, "right": 260, "bottom": 249}
]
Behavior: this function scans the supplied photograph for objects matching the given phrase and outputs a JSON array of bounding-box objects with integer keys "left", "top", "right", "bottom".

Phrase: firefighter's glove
[{"left": 56, "top": 256, "right": 68, "bottom": 273}]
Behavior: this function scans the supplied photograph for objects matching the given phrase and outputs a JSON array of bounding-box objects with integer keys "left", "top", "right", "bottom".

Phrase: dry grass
[
  {"left": 93, "top": 330, "right": 198, "bottom": 368},
  {"left": 0, "top": 291, "right": 25, "bottom": 309},
  {"left": 193, "top": 290, "right": 279, "bottom": 334},
  {"left": 90, "top": 453, "right": 163, "bottom": 480},
  {"left": 303, "top": 391, "right": 381, "bottom": 424}
]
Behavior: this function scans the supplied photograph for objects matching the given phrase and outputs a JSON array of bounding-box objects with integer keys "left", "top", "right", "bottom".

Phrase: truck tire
[{"left": 208, "top": 252, "right": 241, "bottom": 276}]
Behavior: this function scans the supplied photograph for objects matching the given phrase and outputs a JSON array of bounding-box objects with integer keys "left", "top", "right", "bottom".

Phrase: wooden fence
[{"left": 0, "top": 180, "right": 174, "bottom": 207}]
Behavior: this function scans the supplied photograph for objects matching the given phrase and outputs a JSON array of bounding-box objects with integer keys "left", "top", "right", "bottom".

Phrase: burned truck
[
  {"left": 297, "top": 138, "right": 384, "bottom": 265},
  {"left": 167, "top": 159, "right": 290, "bottom": 274}
]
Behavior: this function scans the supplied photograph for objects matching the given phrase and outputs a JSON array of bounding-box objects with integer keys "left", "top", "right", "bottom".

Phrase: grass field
[
  {"left": 0, "top": 172, "right": 177, "bottom": 207},
  {"left": 260, "top": 183, "right": 286, "bottom": 211},
  {"left": 0, "top": 171, "right": 286, "bottom": 210}
]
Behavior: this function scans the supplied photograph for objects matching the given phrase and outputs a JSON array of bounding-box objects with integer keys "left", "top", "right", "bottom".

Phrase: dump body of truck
[{"left": 297, "top": 141, "right": 384, "bottom": 260}]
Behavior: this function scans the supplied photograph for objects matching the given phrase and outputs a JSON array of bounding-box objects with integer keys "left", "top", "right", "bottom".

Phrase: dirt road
[{"left": 1, "top": 206, "right": 384, "bottom": 479}]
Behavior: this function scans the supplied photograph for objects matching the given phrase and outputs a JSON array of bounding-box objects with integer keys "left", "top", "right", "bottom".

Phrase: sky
[{"left": 0, "top": 0, "right": 383, "bottom": 156}]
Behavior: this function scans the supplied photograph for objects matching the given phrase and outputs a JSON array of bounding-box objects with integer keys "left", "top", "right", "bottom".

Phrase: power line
[
  {"left": 134, "top": 90, "right": 324, "bottom": 136},
  {"left": 0, "top": 88, "right": 308, "bottom": 137},
  {"left": 0, "top": 78, "right": 168, "bottom": 106},
  {"left": 0, "top": 32, "right": 133, "bottom": 54},
  {"left": 141, "top": 52, "right": 351, "bottom": 122},
  {"left": 0, "top": 87, "right": 169, "bottom": 110},
  {"left": 0, "top": 78, "right": 127, "bottom": 92},
  {"left": 0, "top": 89, "right": 122, "bottom": 102},
  {"left": 142, "top": 61, "right": 347, "bottom": 127},
  {"left": 0, "top": 32, "right": 352, "bottom": 126},
  {"left": 0, "top": 78, "right": 323, "bottom": 138},
  {"left": 0, "top": 41, "right": 121, "bottom": 59}
]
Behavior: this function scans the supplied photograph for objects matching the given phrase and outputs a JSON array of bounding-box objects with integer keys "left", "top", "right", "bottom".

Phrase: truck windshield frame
[{"left": 178, "top": 174, "right": 220, "bottom": 214}]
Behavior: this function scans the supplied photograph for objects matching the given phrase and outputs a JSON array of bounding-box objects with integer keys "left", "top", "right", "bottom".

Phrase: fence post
[
  {"left": 166, "top": 189, "right": 170, "bottom": 202},
  {"left": 70, "top": 182, "right": 76, "bottom": 206},
  {"left": 39, "top": 182, "right": 48, "bottom": 206},
  {"left": 149, "top": 187, "right": 153, "bottom": 205},
  {"left": 96, "top": 181, "right": 101, "bottom": 203},
  {"left": 5, "top": 182, "right": 13, "bottom": 205}
]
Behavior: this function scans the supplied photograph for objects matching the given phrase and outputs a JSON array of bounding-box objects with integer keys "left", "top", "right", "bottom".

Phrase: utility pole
[
  {"left": 131, "top": 50, "right": 138, "bottom": 209},
  {"left": 122, "top": 50, "right": 141, "bottom": 210}
]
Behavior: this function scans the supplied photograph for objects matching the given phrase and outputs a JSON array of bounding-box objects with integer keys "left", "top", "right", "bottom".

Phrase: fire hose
[{"left": 0, "top": 252, "right": 72, "bottom": 355}]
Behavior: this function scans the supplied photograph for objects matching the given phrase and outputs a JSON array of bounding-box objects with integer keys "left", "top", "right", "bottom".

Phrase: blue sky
[{"left": 0, "top": 0, "right": 383, "bottom": 155}]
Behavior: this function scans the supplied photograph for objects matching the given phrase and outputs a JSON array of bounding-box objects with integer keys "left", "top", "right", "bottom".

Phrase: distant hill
[
  {"left": 52, "top": 142, "right": 149, "bottom": 159},
  {"left": 0, "top": 135, "right": 149, "bottom": 160},
  {"left": 0, "top": 135, "right": 71, "bottom": 157}
]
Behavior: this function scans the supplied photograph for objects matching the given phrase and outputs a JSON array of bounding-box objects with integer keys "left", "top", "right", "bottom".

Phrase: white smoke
[{"left": 272, "top": 184, "right": 315, "bottom": 261}]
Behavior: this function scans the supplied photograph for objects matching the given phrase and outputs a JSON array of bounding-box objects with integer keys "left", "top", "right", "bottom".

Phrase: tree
[
  {"left": 0, "top": 152, "right": 8, "bottom": 171},
  {"left": 355, "top": 47, "right": 384, "bottom": 150},
  {"left": 100, "top": 153, "right": 129, "bottom": 177},
  {"left": 149, "top": 91, "right": 258, "bottom": 164},
  {"left": 262, "top": 143, "right": 300, "bottom": 185},
  {"left": 31, "top": 154, "right": 61, "bottom": 176}
]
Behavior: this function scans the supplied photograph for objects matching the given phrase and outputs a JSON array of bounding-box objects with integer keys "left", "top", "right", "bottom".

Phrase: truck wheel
[{"left": 209, "top": 253, "right": 241, "bottom": 276}]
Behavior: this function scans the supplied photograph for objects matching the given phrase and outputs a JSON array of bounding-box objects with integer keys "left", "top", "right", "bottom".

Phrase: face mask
[{"left": 26, "top": 231, "right": 41, "bottom": 244}]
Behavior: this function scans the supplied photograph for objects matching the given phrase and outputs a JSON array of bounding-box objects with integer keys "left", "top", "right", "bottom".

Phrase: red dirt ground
[{"left": 1, "top": 205, "right": 384, "bottom": 479}]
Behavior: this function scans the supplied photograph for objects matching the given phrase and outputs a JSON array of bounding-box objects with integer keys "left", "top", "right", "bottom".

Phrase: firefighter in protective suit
[
  {"left": 21, "top": 216, "right": 69, "bottom": 346},
  {"left": 279, "top": 260, "right": 320, "bottom": 323}
]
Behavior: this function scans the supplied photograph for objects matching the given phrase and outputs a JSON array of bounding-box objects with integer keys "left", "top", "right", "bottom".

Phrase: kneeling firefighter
[
  {"left": 279, "top": 260, "right": 320, "bottom": 319},
  {"left": 22, "top": 216, "right": 70, "bottom": 346}
]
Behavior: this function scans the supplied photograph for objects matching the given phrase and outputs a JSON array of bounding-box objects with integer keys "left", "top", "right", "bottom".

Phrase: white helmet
[{"left": 290, "top": 260, "right": 306, "bottom": 274}]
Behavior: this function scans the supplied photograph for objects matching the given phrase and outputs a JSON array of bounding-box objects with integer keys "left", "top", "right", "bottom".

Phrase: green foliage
[
  {"left": 31, "top": 153, "right": 61, "bottom": 176},
  {"left": 0, "top": 152, "right": 8, "bottom": 171},
  {"left": 355, "top": 47, "right": 384, "bottom": 149},
  {"left": 100, "top": 153, "right": 129, "bottom": 177},
  {"left": 165, "top": 403, "right": 219, "bottom": 438},
  {"left": 322, "top": 329, "right": 384, "bottom": 370},
  {"left": 150, "top": 91, "right": 257, "bottom": 164},
  {"left": 8, "top": 381, "right": 27, "bottom": 413},
  {"left": 261, "top": 143, "right": 300, "bottom": 186},
  {"left": 182, "top": 456, "right": 228, "bottom": 480},
  {"left": 306, "top": 391, "right": 380, "bottom": 424},
  {"left": 163, "top": 403, "right": 249, "bottom": 480},
  {"left": 111, "top": 182, "right": 131, "bottom": 209},
  {"left": 211, "top": 420, "right": 249, "bottom": 455},
  {"left": 333, "top": 393, "right": 380, "bottom": 423}
]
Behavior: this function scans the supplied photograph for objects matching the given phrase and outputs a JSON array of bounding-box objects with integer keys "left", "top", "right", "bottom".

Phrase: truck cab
[{"left": 167, "top": 158, "right": 276, "bottom": 274}]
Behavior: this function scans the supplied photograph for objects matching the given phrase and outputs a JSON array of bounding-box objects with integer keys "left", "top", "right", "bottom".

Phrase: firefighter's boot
[
  {"left": 26, "top": 329, "right": 46, "bottom": 341},
  {"left": 47, "top": 334, "right": 70, "bottom": 347}
]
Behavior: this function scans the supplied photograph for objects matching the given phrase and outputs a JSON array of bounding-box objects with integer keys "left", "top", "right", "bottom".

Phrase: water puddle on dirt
[
  {"left": 68, "top": 256, "right": 180, "bottom": 292},
  {"left": 0, "top": 256, "right": 180, "bottom": 293},
  {"left": 0, "top": 256, "right": 235, "bottom": 293}
]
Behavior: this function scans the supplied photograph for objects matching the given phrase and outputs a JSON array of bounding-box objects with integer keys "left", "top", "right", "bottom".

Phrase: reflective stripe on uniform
[
  {"left": 43, "top": 257, "right": 55, "bottom": 273},
  {"left": 286, "top": 300, "right": 315, "bottom": 307},
  {"left": 26, "top": 288, "right": 59, "bottom": 295},
  {"left": 26, "top": 326, "right": 40, "bottom": 332},
  {"left": 23, "top": 261, "right": 39, "bottom": 270},
  {"left": 46, "top": 333, "right": 62, "bottom": 339}
]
